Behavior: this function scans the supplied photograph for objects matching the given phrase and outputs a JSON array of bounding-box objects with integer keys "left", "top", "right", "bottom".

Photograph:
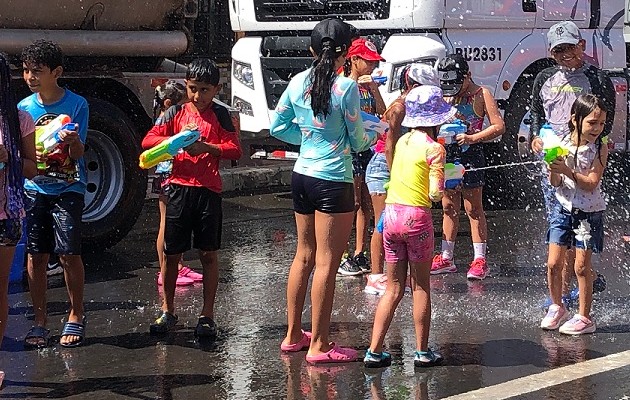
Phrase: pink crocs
[
  {"left": 178, "top": 266, "right": 203, "bottom": 282},
  {"left": 305, "top": 343, "right": 358, "bottom": 364},
  {"left": 281, "top": 330, "right": 312, "bottom": 352}
]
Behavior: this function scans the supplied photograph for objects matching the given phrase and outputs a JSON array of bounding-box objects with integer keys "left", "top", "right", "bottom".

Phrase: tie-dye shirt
[
  {"left": 270, "top": 68, "right": 375, "bottom": 183},
  {"left": 386, "top": 130, "right": 445, "bottom": 208}
]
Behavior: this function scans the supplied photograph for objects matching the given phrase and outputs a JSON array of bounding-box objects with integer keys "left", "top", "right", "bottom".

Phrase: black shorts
[
  {"left": 0, "top": 218, "right": 22, "bottom": 247},
  {"left": 25, "top": 191, "right": 84, "bottom": 255},
  {"left": 291, "top": 172, "right": 354, "bottom": 214},
  {"left": 164, "top": 184, "right": 222, "bottom": 255},
  {"left": 151, "top": 173, "right": 171, "bottom": 196},
  {"left": 446, "top": 143, "right": 485, "bottom": 189},
  {"left": 351, "top": 149, "right": 374, "bottom": 177}
]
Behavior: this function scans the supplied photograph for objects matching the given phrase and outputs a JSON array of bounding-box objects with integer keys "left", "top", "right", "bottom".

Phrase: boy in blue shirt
[{"left": 19, "top": 40, "right": 89, "bottom": 348}]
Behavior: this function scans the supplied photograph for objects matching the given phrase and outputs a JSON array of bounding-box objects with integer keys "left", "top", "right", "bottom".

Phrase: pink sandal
[
  {"left": 281, "top": 330, "right": 312, "bottom": 352},
  {"left": 305, "top": 343, "right": 358, "bottom": 364}
]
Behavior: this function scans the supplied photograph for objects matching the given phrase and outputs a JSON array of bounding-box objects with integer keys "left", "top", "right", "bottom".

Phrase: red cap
[{"left": 347, "top": 38, "right": 385, "bottom": 62}]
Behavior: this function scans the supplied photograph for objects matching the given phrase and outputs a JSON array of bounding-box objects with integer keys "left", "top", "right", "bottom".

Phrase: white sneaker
[
  {"left": 46, "top": 262, "right": 64, "bottom": 276},
  {"left": 540, "top": 304, "right": 571, "bottom": 330}
]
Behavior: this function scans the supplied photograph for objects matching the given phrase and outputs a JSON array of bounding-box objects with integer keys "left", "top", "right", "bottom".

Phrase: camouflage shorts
[{"left": 0, "top": 218, "right": 22, "bottom": 247}]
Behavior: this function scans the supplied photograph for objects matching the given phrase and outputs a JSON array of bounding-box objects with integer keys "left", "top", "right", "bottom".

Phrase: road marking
[{"left": 442, "top": 349, "right": 630, "bottom": 399}]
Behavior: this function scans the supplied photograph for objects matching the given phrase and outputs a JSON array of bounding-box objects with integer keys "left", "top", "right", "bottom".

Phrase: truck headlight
[{"left": 233, "top": 61, "right": 254, "bottom": 89}]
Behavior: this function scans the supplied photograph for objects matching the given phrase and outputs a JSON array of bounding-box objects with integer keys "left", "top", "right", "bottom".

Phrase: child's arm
[
  {"left": 270, "top": 86, "right": 302, "bottom": 145},
  {"left": 384, "top": 101, "right": 405, "bottom": 170},
  {"left": 342, "top": 81, "right": 376, "bottom": 152},
  {"left": 462, "top": 87, "right": 505, "bottom": 143},
  {"left": 209, "top": 106, "right": 242, "bottom": 160},
  {"left": 427, "top": 142, "right": 446, "bottom": 202},
  {"left": 549, "top": 146, "right": 608, "bottom": 191},
  {"left": 64, "top": 101, "right": 89, "bottom": 160},
  {"left": 142, "top": 108, "right": 179, "bottom": 149},
  {"left": 19, "top": 110, "right": 37, "bottom": 179}
]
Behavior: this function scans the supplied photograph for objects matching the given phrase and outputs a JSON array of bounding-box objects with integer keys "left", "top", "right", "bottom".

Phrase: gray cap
[{"left": 547, "top": 21, "right": 582, "bottom": 50}]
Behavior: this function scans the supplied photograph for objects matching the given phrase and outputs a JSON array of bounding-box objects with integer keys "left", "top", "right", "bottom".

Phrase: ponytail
[
  {"left": 0, "top": 53, "right": 25, "bottom": 220},
  {"left": 309, "top": 42, "right": 338, "bottom": 118}
]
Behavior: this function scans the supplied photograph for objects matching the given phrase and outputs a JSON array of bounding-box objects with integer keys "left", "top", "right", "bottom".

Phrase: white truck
[
  {"left": 230, "top": 0, "right": 629, "bottom": 205},
  {"left": 1, "top": 0, "right": 235, "bottom": 250}
]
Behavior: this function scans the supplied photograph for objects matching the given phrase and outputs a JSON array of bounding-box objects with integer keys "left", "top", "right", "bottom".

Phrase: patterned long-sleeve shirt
[
  {"left": 386, "top": 130, "right": 445, "bottom": 207},
  {"left": 270, "top": 68, "right": 376, "bottom": 183}
]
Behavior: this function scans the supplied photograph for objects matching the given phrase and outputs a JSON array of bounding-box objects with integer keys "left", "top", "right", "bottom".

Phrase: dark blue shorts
[
  {"left": 0, "top": 218, "right": 22, "bottom": 247},
  {"left": 446, "top": 143, "right": 485, "bottom": 189},
  {"left": 25, "top": 190, "right": 84, "bottom": 255},
  {"left": 291, "top": 172, "right": 354, "bottom": 214},
  {"left": 546, "top": 205, "right": 604, "bottom": 253}
]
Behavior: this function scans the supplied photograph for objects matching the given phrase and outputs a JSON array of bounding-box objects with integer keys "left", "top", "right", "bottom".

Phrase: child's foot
[
  {"left": 194, "top": 316, "right": 217, "bottom": 338},
  {"left": 430, "top": 254, "right": 457, "bottom": 275},
  {"left": 305, "top": 343, "right": 358, "bottom": 364},
  {"left": 559, "top": 314, "right": 596, "bottom": 335},
  {"left": 338, "top": 256, "right": 362, "bottom": 276},
  {"left": 414, "top": 349, "right": 443, "bottom": 367},
  {"left": 157, "top": 271, "right": 194, "bottom": 287},
  {"left": 178, "top": 266, "right": 203, "bottom": 282},
  {"left": 364, "top": 274, "right": 387, "bottom": 295},
  {"left": 354, "top": 252, "right": 371, "bottom": 274},
  {"left": 363, "top": 349, "right": 392, "bottom": 368},
  {"left": 466, "top": 258, "right": 488, "bottom": 280},
  {"left": 540, "top": 304, "right": 571, "bottom": 330},
  {"left": 149, "top": 312, "right": 178, "bottom": 334}
]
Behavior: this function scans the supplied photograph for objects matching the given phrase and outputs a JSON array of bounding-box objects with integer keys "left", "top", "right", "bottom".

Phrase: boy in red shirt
[{"left": 142, "top": 59, "right": 242, "bottom": 336}]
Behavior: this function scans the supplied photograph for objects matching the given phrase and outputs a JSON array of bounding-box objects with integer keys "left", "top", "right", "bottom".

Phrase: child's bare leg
[
  {"left": 157, "top": 195, "right": 167, "bottom": 271},
  {"left": 547, "top": 244, "right": 567, "bottom": 306},
  {"left": 574, "top": 249, "right": 593, "bottom": 318},
  {"left": 59, "top": 254, "right": 85, "bottom": 345},
  {"left": 562, "top": 249, "right": 576, "bottom": 295},
  {"left": 442, "top": 190, "right": 461, "bottom": 243},
  {"left": 409, "top": 259, "right": 432, "bottom": 351},
  {"left": 308, "top": 210, "right": 354, "bottom": 355},
  {"left": 370, "top": 194, "right": 386, "bottom": 274},
  {"left": 283, "top": 213, "right": 315, "bottom": 346},
  {"left": 27, "top": 253, "right": 49, "bottom": 328},
  {"left": 162, "top": 253, "right": 181, "bottom": 314},
  {"left": 355, "top": 179, "right": 372, "bottom": 255},
  {"left": 462, "top": 187, "right": 487, "bottom": 243},
  {"left": 199, "top": 250, "right": 219, "bottom": 318},
  {"left": 0, "top": 247, "right": 16, "bottom": 348},
  {"left": 369, "top": 260, "right": 407, "bottom": 353}
]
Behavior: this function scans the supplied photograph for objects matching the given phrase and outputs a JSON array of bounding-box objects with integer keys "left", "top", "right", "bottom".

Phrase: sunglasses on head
[{"left": 551, "top": 43, "right": 578, "bottom": 54}]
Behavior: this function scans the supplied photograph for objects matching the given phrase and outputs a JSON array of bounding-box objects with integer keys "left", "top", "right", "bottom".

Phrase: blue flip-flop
[
  {"left": 24, "top": 326, "right": 50, "bottom": 349},
  {"left": 60, "top": 319, "right": 86, "bottom": 348}
]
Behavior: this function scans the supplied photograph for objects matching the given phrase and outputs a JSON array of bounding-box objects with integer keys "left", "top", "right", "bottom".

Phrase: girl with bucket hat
[
  {"left": 337, "top": 37, "right": 387, "bottom": 277},
  {"left": 364, "top": 85, "right": 453, "bottom": 369},
  {"left": 432, "top": 54, "right": 505, "bottom": 280},
  {"left": 270, "top": 18, "right": 376, "bottom": 364},
  {"left": 364, "top": 62, "right": 440, "bottom": 296}
]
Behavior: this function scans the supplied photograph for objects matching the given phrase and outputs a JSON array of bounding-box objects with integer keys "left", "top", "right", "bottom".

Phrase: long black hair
[
  {"left": 309, "top": 41, "right": 341, "bottom": 118},
  {"left": 0, "top": 53, "right": 24, "bottom": 220},
  {"left": 568, "top": 93, "right": 606, "bottom": 166},
  {"left": 398, "top": 64, "right": 422, "bottom": 93}
]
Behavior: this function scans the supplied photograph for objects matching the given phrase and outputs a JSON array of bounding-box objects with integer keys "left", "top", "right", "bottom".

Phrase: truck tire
[
  {"left": 81, "top": 98, "right": 147, "bottom": 251},
  {"left": 484, "top": 81, "right": 542, "bottom": 210}
]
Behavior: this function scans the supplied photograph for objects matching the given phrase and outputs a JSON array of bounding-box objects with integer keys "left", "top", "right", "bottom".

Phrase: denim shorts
[
  {"left": 546, "top": 205, "right": 604, "bottom": 253},
  {"left": 365, "top": 152, "right": 390, "bottom": 195}
]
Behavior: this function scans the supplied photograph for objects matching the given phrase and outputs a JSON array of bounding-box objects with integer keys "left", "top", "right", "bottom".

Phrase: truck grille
[
  {"left": 261, "top": 57, "right": 312, "bottom": 109},
  {"left": 254, "top": 0, "right": 390, "bottom": 22}
]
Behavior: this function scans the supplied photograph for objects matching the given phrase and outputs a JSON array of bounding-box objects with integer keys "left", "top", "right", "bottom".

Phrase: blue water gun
[
  {"left": 438, "top": 120, "right": 469, "bottom": 152},
  {"left": 361, "top": 111, "right": 389, "bottom": 138},
  {"left": 372, "top": 76, "right": 387, "bottom": 85},
  {"left": 139, "top": 129, "right": 201, "bottom": 169},
  {"left": 444, "top": 161, "right": 466, "bottom": 189}
]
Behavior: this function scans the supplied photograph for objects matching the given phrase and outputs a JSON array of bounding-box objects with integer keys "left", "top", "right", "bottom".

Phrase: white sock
[
  {"left": 441, "top": 240, "right": 455, "bottom": 260},
  {"left": 473, "top": 243, "right": 487, "bottom": 260}
]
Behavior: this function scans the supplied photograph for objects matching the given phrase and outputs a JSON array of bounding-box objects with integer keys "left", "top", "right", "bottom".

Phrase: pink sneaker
[
  {"left": 540, "top": 304, "right": 571, "bottom": 330},
  {"left": 559, "top": 314, "right": 596, "bottom": 335},
  {"left": 466, "top": 258, "right": 488, "bottom": 280},
  {"left": 157, "top": 271, "right": 194, "bottom": 286},
  {"left": 431, "top": 254, "right": 457, "bottom": 275},
  {"left": 178, "top": 266, "right": 203, "bottom": 282},
  {"left": 364, "top": 274, "right": 387, "bottom": 295}
]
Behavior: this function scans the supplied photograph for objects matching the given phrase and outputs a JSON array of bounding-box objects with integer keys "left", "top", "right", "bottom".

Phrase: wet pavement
[{"left": 1, "top": 191, "right": 630, "bottom": 399}]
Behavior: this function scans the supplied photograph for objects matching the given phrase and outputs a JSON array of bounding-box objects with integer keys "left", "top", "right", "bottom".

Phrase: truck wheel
[
  {"left": 484, "top": 81, "right": 542, "bottom": 210},
  {"left": 81, "top": 99, "right": 147, "bottom": 251}
]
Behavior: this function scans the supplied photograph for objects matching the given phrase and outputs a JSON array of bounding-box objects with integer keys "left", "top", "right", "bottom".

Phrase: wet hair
[
  {"left": 186, "top": 58, "right": 220, "bottom": 86},
  {"left": 398, "top": 64, "right": 421, "bottom": 92},
  {"left": 568, "top": 93, "right": 606, "bottom": 166},
  {"left": 21, "top": 39, "right": 64, "bottom": 70},
  {"left": 0, "top": 53, "right": 25, "bottom": 219},
  {"left": 153, "top": 80, "right": 186, "bottom": 121},
  {"left": 309, "top": 41, "right": 343, "bottom": 118}
]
